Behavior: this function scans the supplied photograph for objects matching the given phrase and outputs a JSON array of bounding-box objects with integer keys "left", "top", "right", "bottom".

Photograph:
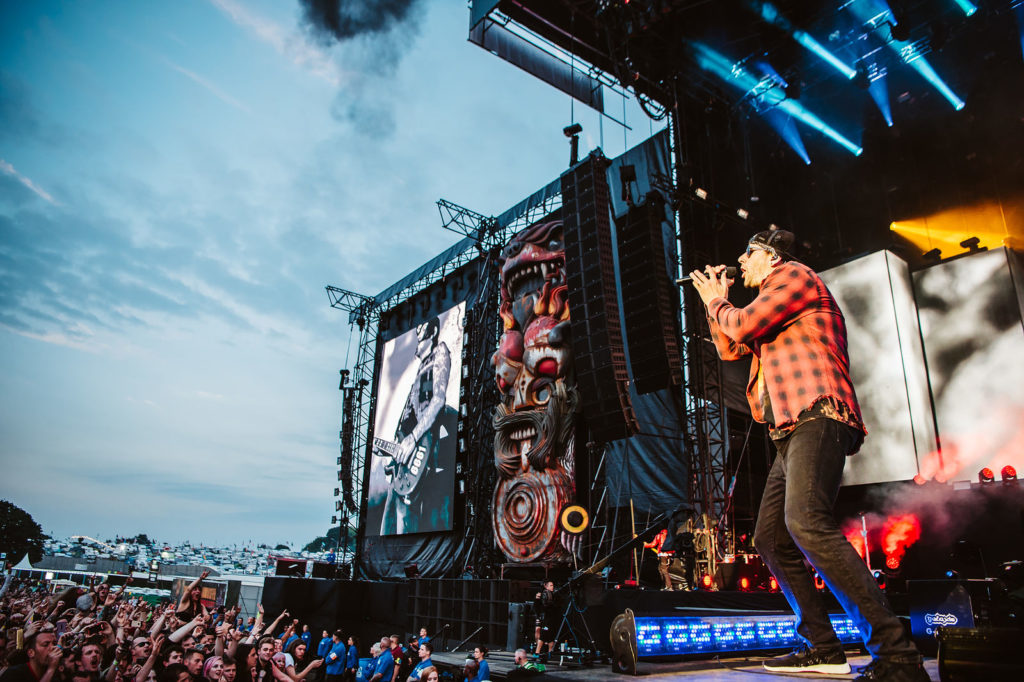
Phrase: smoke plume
[{"left": 298, "top": 0, "right": 422, "bottom": 44}]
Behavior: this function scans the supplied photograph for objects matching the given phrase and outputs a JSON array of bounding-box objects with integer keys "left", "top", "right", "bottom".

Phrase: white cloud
[
  {"left": 208, "top": 0, "right": 347, "bottom": 87},
  {"left": 0, "top": 158, "right": 58, "bottom": 205}
]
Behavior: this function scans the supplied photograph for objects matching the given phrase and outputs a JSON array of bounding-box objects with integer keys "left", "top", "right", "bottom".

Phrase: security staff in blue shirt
[
  {"left": 324, "top": 631, "right": 348, "bottom": 682},
  {"left": 317, "top": 631, "right": 333, "bottom": 659},
  {"left": 345, "top": 637, "right": 359, "bottom": 679},
  {"left": 369, "top": 638, "right": 395, "bottom": 682}
]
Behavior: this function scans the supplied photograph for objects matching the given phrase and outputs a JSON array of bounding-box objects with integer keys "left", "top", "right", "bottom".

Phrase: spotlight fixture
[
  {"left": 784, "top": 78, "right": 801, "bottom": 100},
  {"left": 1001, "top": 465, "right": 1017, "bottom": 483},
  {"left": 333, "top": 487, "right": 340, "bottom": 496},
  {"left": 889, "top": 6, "right": 912, "bottom": 42},
  {"left": 853, "top": 62, "right": 871, "bottom": 90},
  {"left": 563, "top": 122, "right": 583, "bottom": 166},
  {"left": 959, "top": 236, "right": 984, "bottom": 253},
  {"left": 886, "top": 555, "right": 901, "bottom": 570},
  {"left": 694, "top": 187, "right": 708, "bottom": 200},
  {"left": 736, "top": 208, "right": 749, "bottom": 220},
  {"left": 334, "top": 500, "right": 343, "bottom": 511},
  {"left": 953, "top": 0, "right": 978, "bottom": 17},
  {"left": 923, "top": 248, "right": 942, "bottom": 262},
  {"left": 701, "top": 573, "right": 714, "bottom": 589},
  {"left": 945, "top": 569, "right": 961, "bottom": 579},
  {"left": 768, "top": 576, "right": 779, "bottom": 592},
  {"left": 331, "top": 515, "right": 337, "bottom": 524},
  {"left": 978, "top": 467, "right": 995, "bottom": 484},
  {"left": 738, "top": 576, "right": 751, "bottom": 591},
  {"left": 873, "top": 570, "right": 888, "bottom": 590}
]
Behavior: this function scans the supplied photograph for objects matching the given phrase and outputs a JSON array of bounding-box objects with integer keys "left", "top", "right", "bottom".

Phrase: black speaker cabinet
[{"left": 936, "top": 627, "right": 1024, "bottom": 681}]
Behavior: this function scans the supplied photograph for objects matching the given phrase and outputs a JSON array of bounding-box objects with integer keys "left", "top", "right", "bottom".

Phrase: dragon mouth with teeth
[{"left": 503, "top": 256, "right": 564, "bottom": 303}]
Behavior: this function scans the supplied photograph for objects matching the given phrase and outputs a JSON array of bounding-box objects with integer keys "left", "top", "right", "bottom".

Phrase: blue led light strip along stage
[{"left": 635, "top": 614, "right": 861, "bottom": 655}]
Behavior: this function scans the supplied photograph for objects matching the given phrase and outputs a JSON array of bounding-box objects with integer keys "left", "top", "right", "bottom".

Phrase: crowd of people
[{"left": 0, "top": 576, "right": 500, "bottom": 682}]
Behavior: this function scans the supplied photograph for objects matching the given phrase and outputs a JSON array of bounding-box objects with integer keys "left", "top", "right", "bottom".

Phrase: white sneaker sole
[{"left": 763, "top": 662, "right": 852, "bottom": 674}]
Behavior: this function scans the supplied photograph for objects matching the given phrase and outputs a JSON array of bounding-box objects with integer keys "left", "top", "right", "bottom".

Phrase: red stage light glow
[
  {"left": 768, "top": 576, "right": 779, "bottom": 592},
  {"left": 979, "top": 467, "right": 995, "bottom": 483},
  {"left": 1002, "top": 465, "right": 1017, "bottom": 481},
  {"left": 739, "top": 577, "right": 750, "bottom": 591},
  {"left": 701, "top": 573, "right": 713, "bottom": 589},
  {"left": 844, "top": 528, "right": 867, "bottom": 560},
  {"left": 881, "top": 513, "right": 921, "bottom": 570}
]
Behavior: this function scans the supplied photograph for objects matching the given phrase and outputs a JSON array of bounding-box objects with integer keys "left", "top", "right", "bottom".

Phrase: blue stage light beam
[
  {"left": 850, "top": 1, "right": 967, "bottom": 111},
  {"left": 903, "top": 49, "right": 966, "bottom": 110},
  {"left": 793, "top": 30, "right": 858, "bottom": 79},
  {"left": 869, "top": 76, "right": 893, "bottom": 126},
  {"left": 953, "top": 0, "right": 977, "bottom": 17},
  {"left": 764, "top": 109, "right": 811, "bottom": 164},
  {"left": 755, "top": 2, "right": 858, "bottom": 80},
  {"left": 691, "top": 42, "right": 863, "bottom": 156}
]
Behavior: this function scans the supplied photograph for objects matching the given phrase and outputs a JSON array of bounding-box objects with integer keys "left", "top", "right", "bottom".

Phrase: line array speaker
[
  {"left": 561, "top": 151, "right": 638, "bottom": 442},
  {"left": 616, "top": 191, "right": 682, "bottom": 395}
]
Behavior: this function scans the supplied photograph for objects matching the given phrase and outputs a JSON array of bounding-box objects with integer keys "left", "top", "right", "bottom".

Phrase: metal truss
[
  {"left": 325, "top": 286, "right": 377, "bottom": 573},
  {"left": 438, "top": 199, "right": 499, "bottom": 245},
  {"left": 665, "top": 110, "right": 733, "bottom": 573}
]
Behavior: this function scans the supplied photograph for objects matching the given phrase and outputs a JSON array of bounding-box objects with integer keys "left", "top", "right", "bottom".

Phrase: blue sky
[{"left": 0, "top": 0, "right": 663, "bottom": 547}]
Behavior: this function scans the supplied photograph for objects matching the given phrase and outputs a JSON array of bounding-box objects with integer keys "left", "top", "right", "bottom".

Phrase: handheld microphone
[{"left": 676, "top": 266, "right": 737, "bottom": 284}]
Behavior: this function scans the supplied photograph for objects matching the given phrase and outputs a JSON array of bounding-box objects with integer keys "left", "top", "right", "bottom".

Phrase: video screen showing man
[{"left": 366, "top": 303, "right": 464, "bottom": 536}]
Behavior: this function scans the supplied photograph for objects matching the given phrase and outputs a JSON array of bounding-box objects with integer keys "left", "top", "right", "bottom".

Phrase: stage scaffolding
[{"left": 326, "top": 185, "right": 564, "bottom": 578}]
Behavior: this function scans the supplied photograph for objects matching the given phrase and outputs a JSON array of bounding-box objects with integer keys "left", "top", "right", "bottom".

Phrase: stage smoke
[
  {"left": 881, "top": 514, "right": 921, "bottom": 569},
  {"left": 843, "top": 527, "right": 867, "bottom": 561},
  {"left": 299, "top": 0, "right": 422, "bottom": 43}
]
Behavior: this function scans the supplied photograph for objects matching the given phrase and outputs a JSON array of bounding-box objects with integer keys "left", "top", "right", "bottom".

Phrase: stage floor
[{"left": 434, "top": 650, "right": 939, "bottom": 680}]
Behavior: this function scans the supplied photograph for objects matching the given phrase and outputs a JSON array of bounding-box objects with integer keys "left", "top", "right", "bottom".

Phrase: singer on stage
[{"left": 688, "top": 230, "right": 926, "bottom": 682}]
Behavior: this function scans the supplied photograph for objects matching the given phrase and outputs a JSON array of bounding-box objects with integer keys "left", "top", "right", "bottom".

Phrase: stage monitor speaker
[
  {"left": 936, "top": 627, "right": 1024, "bottom": 681},
  {"left": 274, "top": 558, "right": 307, "bottom": 577},
  {"left": 907, "top": 578, "right": 1008, "bottom": 656},
  {"left": 311, "top": 562, "right": 336, "bottom": 579},
  {"left": 616, "top": 191, "right": 682, "bottom": 395},
  {"left": 561, "top": 151, "right": 638, "bottom": 442}
]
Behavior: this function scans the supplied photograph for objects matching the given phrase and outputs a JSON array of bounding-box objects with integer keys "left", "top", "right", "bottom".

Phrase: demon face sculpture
[{"left": 492, "top": 219, "right": 580, "bottom": 562}]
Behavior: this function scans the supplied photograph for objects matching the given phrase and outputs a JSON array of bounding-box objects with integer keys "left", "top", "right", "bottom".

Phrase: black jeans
[{"left": 753, "top": 418, "right": 920, "bottom": 661}]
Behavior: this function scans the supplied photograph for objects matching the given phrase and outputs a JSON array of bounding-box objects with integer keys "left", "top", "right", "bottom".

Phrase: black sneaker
[
  {"left": 763, "top": 645, "right": 851, "bottom": 674},
  {"left": 854, "top": 658, "right": 930, "bottom": 681}
]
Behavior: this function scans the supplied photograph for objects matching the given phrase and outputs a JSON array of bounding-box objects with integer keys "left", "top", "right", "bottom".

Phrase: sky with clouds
[{"left": 0, "top": 0, "right": 664, "bottom": 547}]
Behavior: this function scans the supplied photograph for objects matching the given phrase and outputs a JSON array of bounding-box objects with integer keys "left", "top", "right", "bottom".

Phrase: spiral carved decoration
[{"left": 493, "top": 468, "right": 574, "bottom": 562}]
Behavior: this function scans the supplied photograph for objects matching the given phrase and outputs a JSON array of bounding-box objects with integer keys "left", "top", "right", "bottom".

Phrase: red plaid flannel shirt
[{"left": 705, "top": 260, "right": 866, "bottom": 445}]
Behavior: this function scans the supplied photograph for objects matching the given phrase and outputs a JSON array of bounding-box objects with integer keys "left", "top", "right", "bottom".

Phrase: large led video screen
[
  {"left": 913, "top": 247, "right": 1024, "bottom": 483},
  {"left": 364, "top": 301, "right": 465, "bottom": 536},
  {"left": 819, "top": 251, "right": 937, "bottom": 485}
]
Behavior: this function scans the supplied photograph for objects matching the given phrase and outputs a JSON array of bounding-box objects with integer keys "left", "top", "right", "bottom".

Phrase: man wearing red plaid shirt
[{"left": 689, "top": 230, "right": 926, "bottom": 682}]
